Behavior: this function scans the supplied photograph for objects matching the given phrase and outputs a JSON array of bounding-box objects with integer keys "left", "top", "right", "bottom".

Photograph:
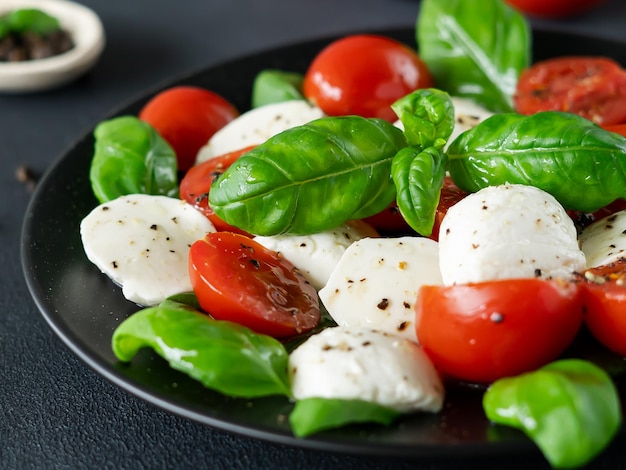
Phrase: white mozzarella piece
[
  {"left": 289, "top": 326, "right": 444, "bottom": 413},
  {"left": 318, "top": 237, "right": 442, "bottom": 343},
  {"left": 393, "top": 96, "right": 493, "bottom": 148},
  {"left": 438, "top": 184, "right": 585, "bottom": 285},
  {"left": 80, "top": 194, "right": 215, "bottom": 306},
  {"left": 195, "top": 100, "right": 325, "bottom": 163},
  {"left": 253, "top": 220, "right": 378, "bottom": 290},
  {"left": 580, "top": 210, "right": 626, "bottom": 268}
]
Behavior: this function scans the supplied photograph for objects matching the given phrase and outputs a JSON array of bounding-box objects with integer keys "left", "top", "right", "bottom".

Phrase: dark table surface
[{"left": 5, "top": 1, "right": 626, "bottom": 469}]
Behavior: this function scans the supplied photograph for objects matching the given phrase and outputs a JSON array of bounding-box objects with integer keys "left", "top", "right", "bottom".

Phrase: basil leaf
[
  {"left": 289, "top": 398, "right": 401, "bottom": 437},
  {"left": 483, "top": 359, "right": 621, "bottom": 469},
  {"left": 417, "top": 0, "right": 530, "bottom": 113},
  {"left": 7, "top": 8, "right": 60, "bottom": 36},
  {"left": 447, "top": 111, "right": 626, "bottom": 212},
  {"left": 391, "top": 88, "right": 455, "bottom": 148},
  {"left": 252, "top": 69, "right": 304, "bottom": 108},
  {"left": 90, "top": 116, "right": 179, "bottom": 204},
  {"left": 392, "top": 146, "right": 447, "bottom": 236},
  {"left": 112, "top": 298, "right": 291, "bottom": 398},
  {"left": 209, "top": 116, "right": 407, "bottom": 236},
  {"left": 0, "top": 18, "right": 10, "bottom": 40}
]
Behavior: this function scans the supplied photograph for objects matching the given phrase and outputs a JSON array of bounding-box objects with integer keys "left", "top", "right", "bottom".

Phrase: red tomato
[
  {"left": 179, "top": 146, "right": 255, "bottom": 235},
  {"left": 189, "top": 232, "right": 320, "bottom": 338},
  {"left": 139, "top": 86, "right": 239, "bottom": 171},
  {"left": 415, "top": 279, "right": 583, "bottom": 384},
  {"left": 363, "top": 176, "right": 467, "bottom": 237},
  {"left": 303, "top": 34, "right": 433, "bottom": 122},
  {"left": 515, "top": 57, "right": 626, "bottom": 126},
  {"left": 430, "top": 176, "right": 467, "bottom": 242},
  {"left": 581, "top": 259, "right": 626, "bottom": 357},
  {"left": 505, "top": 0, "right": 605, "bottom": 18},
  {"left": 603, "top": 123, "right": 626, "bottom": 137}
]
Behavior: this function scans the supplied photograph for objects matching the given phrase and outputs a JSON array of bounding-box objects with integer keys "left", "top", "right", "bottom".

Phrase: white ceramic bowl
[{"left": 0, "top": 0, "right": 105, "bottom": 93}]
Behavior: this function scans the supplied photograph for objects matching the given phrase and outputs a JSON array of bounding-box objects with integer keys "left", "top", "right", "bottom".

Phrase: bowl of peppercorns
[{"left": 0, "top": 0, "right": 104, "bottom": 93}]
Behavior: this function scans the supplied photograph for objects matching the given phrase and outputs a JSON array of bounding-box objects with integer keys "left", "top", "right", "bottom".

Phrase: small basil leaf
[
  {"left": 417, "top": 0, "right": 530, "bottom": 113},
  {"left": 391, "top": 88, "right": 455, "bottom": 148},
  {"left": 392, "top": 146, "right": 447, "bottom": 236},
  {"left": 112, "top": 299, "right": 291, "bottom": 398},
  {"left": 209, "top": 116, "right": 407, "bottom": 236},
  {"left": 252, "top": 69, "right": 304, "bottom": 108},
  {"left": 7, "top": 8, "right": 60, "bottom": 36},
  {"left": 447, "top": 111, "right": 626, "bottom": 212},
  {"left": 289, "top": 398, "right": 401, "bottom": 437},
  {"left": 483, "top": 359, "right": 621, "bottom": 469},
  {"left": 90, "top": 116, "right": 179, "bottom": 204}
]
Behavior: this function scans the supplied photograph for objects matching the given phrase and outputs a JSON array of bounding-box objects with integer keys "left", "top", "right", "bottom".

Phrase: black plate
[{"left": 21, "top": 27, "right": 626, "bottom": 460}]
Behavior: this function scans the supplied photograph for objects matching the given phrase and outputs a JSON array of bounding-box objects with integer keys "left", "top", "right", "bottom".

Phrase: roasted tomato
[
  {"left": 189, "top": 232, "right": 320, "bottom": 338},
  {"left": 139, "top": 86, "right": 239, "bottom": 171},
  {"left": 581, "top": 259, "right": 626, "bottom": 357},
  {"left": 514, "top": 57, "right": 626, "bottom": 125},
  {"left": 505, "top": 0, "right": 605, "bottom": 18},
  {"left": 415, "top": 278, "right": 583, "bottom": 384},
  {"left": 179, "top": 146, "right": 255, "bottom": 235},
  {"left": 303, "top": 34, "right": 433, "bottom": 122}
]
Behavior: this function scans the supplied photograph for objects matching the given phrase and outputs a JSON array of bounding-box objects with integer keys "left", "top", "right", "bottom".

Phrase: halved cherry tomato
[
  {"left": 179, "top": 146, "right": 255, "bottom": 235},
  {"left": 363, "top": 176, "right": 467, "bottom": 237},
  {"left": 415, "top": 279, "right": 583, "bottom": 384},
  {"left": 514, "top": 57, "right": 626, "bottom": 125},
  {"left": 189, "top": 232, "right": 320, "bottom": 338},
  {"left": 581, "top": 259, "right": 626, "bottom": 357},
  {"left": 505, "top": 0, "right": 605, "bottom": 18},
  {"left": 303, "top": 34, "right": 433, "bottom": 122},
  {"left": 139, "top": 86, "right": 239, "bottom": 171}
]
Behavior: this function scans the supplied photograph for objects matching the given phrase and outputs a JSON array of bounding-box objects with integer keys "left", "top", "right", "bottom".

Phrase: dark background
[{"left": 4, "top": 1, "right": 626, "bottom": 468}]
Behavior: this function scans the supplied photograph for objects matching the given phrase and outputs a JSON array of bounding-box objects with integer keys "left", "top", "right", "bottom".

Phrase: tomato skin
[
  {"left": 303, "top": 34, "right": 433, "bottom": 122},
  {"left": 514, "top": 57, "right": 626, "bottom": 126},
  {"left": 415, "top": 279, "right": 583, "bottom": 384},
  {"left": 430, "top": 176, "right": 467, "bottom": 242},
  {"left": 189, "top": 232, "right": 320, "bottom": 338},
  {"left": 139, "top": 86, "right": 239, "bottom": 171},
  {"left": 179, "top": 146, "right": 255, "bottom": 235},
  {"left": 505, "top": 0, "right": 605, "bottom": 18},
  {"left": 582, "top": 260, "right": 626, "bottom": 357}
]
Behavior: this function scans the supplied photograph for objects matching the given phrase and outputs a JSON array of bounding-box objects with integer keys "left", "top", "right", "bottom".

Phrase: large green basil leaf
[
  {"left": 209, "top": 116, "right": 407, "bottom": 236},
  {"left": 391, "top": 88, "right": 455, "bottom": 149},
  {"left": 417, "top": 0, "right": 530, "bottom": 113},
  {"left": 252, "top": 69, "right": 304, "bottom": 108},
  {"left": 6, "top": 8, "right": 60, "bottom": 35},
  {"left": 483, "top": 359, "right": 621, "bottom": 469},
  {"left": 90, "top": 116, "right": 179, "bottom": 204},
  {"left": 392, "top": 146, "right": 447, "bottom": 237},
  {"left": 447, "top": 111, "right": 626, "bottom": 212},
  {"left": 289, "top": 398, "right": 401, "bottom": 437},
  {"left": 112, "top": 298, "right": 291, "bottom": 398}
]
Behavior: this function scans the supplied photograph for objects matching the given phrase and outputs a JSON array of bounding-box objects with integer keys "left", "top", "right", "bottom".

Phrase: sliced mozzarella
[
  {"left": 318, "top": 236, "right": 442, "bottom": 343},
  {"left": 195, "top": 100, "right": 325, "bottom": 163},
  {"left": 580, "top": 210, "right": 626, "bottom": 268},
  {"left": 393, "top": 96, "right": 493, "bottom": 148},
  {"left": 438, "top": 184, "right": 585, "bottom": 285},
  {"left": 80, "top": 194, "right": 215, "bottom": 306},
  {"left": 253, "top": 220, "right": 378, "bottom": 290},
  {"left": 289, "top": 326, "right": 444, "bottom": 413}
]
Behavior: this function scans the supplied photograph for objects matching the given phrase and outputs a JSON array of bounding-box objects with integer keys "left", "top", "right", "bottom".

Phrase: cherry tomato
[
  {"left": 505, "top": 0, "right": 605, "bottom": 18},
  {"left": 415, "top": 279, "right": 583, "bottom": 384},
  {"left": 139, "top": 86, "right": 239, "bottom": 171},
  {"left": 179, "top": 146, "right": 255, "bottom": 235},
  {"left": 430, "top": 176, "right": 467, "bottom": 242},
  {"left": 303, "top": 34, "right": 433, "bottom": 122},
  {"left": 363, "top": 176, "right": 467, "bottom": 237},
  {"left": 581, "top": 259, "right": 626, "bottom": 357},
  {"left": 602, "top": 123, "right": 626, "bottom": 137},
  {"left": 189, "top": 232, "right": 320, "bottom": 338},
  {"left": 514, "top": 57, "right": 626, "bottom": 126}
]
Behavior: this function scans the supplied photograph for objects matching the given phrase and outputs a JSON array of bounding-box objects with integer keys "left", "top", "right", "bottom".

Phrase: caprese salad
[{"left": 78, "top": 0, "right": 626, "bottom": 468}]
